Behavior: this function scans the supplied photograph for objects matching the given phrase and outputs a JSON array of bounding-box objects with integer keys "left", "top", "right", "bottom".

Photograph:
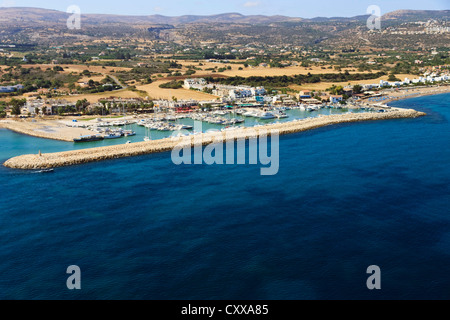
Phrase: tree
[
  {"left": 388, "top": 74, "right": 400, "bottom": 82},
  {"left": 353, "top": 84, "right": 363, "bottom": 94},
  {"left": 9, "top": 98, "right": 25, "bottom": 116},
  {"left": 35, "top": 107, "right": 40, "bottom": 115},
  {"left": 329, "top": 85, "right": 344, "bottom": 95},
  {"left": 42, "top": 106, "right": 47, "bottom": 115},
  {"left": 76, "top": 99, "right": 89, "bottom": 113}
]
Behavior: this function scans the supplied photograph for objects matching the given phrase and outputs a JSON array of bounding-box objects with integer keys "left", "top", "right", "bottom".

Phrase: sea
[{"left": 0, "top": 93, "right": 449, "bottom": 300}]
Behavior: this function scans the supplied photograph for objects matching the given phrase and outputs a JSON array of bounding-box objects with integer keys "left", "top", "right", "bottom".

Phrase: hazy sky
[{"left": 0, "top": 0, "right": 448, "bottom": 18}]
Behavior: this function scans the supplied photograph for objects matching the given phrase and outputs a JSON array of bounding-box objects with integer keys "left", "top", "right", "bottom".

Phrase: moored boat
[
  {"left": 259, "top": 112, "right": 276, "bottom": 120},
  {"left": 73, "top": 135, "right": 104, "bottom": 142},
  {"left": 103, "top": 133, "right": 122, "bottom": 139}
]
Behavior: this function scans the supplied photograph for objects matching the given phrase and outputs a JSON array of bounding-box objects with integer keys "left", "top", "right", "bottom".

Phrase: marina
[
  {"left": 60, "top": 104, "right": 386, "bottom": 144},
  {"left": 3, "top": 107, "right": 425, "bottom": 170}
]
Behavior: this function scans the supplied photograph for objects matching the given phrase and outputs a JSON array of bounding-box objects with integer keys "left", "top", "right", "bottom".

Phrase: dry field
[
  {"left": 136, "top": 80, "right": 219, "bottom": 101},
  {"left": 22, "top": 64, "right": 132, "bottom": 74},
  {"left": 63, "top": 89, "right": 144, "bottom": 103},
  {"left": 175, "top": 60, "right": 365, "bottom": 78},
  {"left": 78, "top": 76, "right": 105, "bottom": 83}
]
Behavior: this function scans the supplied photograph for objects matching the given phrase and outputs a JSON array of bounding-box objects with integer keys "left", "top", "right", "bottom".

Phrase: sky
[{"left": 0, "top": 0, "right": 448, "bottom": 18}]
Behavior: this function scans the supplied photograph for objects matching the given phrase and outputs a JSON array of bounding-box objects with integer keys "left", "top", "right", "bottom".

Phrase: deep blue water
[{"left": 0, "top": 93, "right": 449, "bottom": 300}]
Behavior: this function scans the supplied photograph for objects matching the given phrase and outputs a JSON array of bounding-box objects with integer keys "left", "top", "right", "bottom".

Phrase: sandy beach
[
  {"left": 3, "top": 107, "right": 425, "bottom": 170},
  {"left": 368, "top": 85, "right": 450, "bottom": 105}
]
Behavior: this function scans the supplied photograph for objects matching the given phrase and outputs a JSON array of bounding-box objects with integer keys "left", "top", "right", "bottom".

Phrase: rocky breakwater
[{"left": 3, "top": 108, "right": 426, "bottom": 170}]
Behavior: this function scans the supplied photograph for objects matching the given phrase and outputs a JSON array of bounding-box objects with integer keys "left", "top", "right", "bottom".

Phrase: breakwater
[{"left": 3, "top": 108, "right": 426, "bottom": 170}]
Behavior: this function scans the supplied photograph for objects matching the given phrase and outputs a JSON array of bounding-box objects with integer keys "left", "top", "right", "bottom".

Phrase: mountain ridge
[{"left": 0, "top": 7, "right": 447, "bottom": 26}]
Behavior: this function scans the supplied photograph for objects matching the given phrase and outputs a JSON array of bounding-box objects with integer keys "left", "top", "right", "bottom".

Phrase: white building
[
  {"left": 330, "top": 95, "right": 343, "bottom": 103},
  {"left": 183, "top": 78, "right": 207, "bottom": 90},
  {"left": 230, "top": 89, "right": 252, "bottom": 99},
  {"left": 0, "top": 84, "right": 24, "bottom": 93},
  {"left": 251, "top": 87, "right": 266, "bottom": 96}
]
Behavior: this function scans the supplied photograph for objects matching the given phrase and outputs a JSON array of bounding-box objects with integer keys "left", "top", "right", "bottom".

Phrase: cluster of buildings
[
  {"left": 295, "top": 90, "right": 345, "bottom": 104},
  {"left": 183, "top": 78, "right": 266, "bottom": 99},
  {"left": 0, "top": 84, "right": 24, "bottom": 93},
  {"left": 363, "top": 74, "right": 450, "bottom": 91},
  {"left": 25, "top": 99, "right": 75, "bottom": 115},
  {"left": 388, "top": 20, "right": 450, "bottom": 35}
]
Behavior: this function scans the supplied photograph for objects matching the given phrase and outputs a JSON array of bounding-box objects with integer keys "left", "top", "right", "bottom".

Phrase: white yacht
[
  {"left": 243, "top": 111, "right": 257, "bottom": 117},
  {"left": 103, "top": 133, "right": 122, "bottom": 139},
  {"left": 123, "top": 130, "right": 136, "bottom": 137},
  {"left": 259, "top": 112, "right": 276, "bottom": 120},
  {"left": 177, "top": 124, "right": 194, "bottom": 130}
]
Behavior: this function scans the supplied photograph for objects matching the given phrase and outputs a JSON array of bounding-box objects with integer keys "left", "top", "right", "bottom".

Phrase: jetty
[{"left": 3, "top": 108, "right": 426, "bottom": 170}]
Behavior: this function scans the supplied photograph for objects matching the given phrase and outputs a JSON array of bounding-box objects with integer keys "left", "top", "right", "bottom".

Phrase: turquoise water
[
  {"left": 42, "top": 107, "right": 364, "bottom": 149},
  {"left": 0, "top": 94, "right": 449, "bottom": 299}
]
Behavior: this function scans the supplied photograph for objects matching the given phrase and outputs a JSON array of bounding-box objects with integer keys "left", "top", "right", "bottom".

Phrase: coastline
[
  {"left": 0, "top": 120, "right": 95, "bottom": 142},
  {"left": 4, "top": 107, "right": 426, "bottom": 170},
  {"left": 1, "top": 85, "right": 448, "bottom": 143},
  {"left": 368, "top": 85, "right": 450, "bottom": 105}
]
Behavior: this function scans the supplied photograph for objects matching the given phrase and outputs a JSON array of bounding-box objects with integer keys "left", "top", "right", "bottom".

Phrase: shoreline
[
  {"left": 4, "top": 108, "right": 426, "bottom": 170},
  {"left": 369, "top": 85, "right": 450, "bottom": 106},
  {"left": 0, "top": 120, "right": 94, "bottom": 142},
  {"left": 0, "top": 85, "right": 448, "bottom": 143}
]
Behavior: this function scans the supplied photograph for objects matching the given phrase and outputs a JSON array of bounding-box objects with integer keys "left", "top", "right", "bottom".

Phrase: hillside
[{"left": 0, "top": 7, "right": 448, "bottom": 49}]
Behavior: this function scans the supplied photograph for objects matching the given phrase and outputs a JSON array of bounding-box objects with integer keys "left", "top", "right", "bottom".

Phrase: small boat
[
  {"left": 273, "top": 111, "right": 288, "bottom": 119},
  {"left": 231, "top": 118, "right": 245, "bottom": 123},
  {"left": 37, "top": 168, "right": 54, "bottom": 173},
  {"left": 259, "top": 112, "right": 276, "bottom": 120},
  {"left": 165, "top": 116, "right": 177, "bottom": 122},
  {"left": 123, "top": 130, "right": 136, "bottom": 137},
  {"left": 103, "top": 133, "right": 122, "bottom": 139},
  {"left": 73, "top": 135, "right": 104, "bottom": 142},
  {"left": 243, "top": 111, "right": 257, "bottom": 117}
]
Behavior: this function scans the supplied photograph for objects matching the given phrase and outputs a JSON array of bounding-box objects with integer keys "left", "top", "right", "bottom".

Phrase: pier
[{"left": 3, "top": 108, "right": 426, "bottom": 170}]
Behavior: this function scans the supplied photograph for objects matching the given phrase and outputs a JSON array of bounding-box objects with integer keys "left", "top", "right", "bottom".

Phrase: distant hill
[
  {"left": 382, "top": 9, "right": 450, "bottom": 21},
  {"left": 0, "top": 7, "right": 447, "bottom": 26},
  {"left": 0, "top": 7, "right": 448, "bottom": 48},
  {"left": 0, "top": 8, "right": 303, "bottom": 25}
]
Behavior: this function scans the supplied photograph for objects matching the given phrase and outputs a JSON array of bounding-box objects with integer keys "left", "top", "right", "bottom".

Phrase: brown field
[
  {"left": 63, "top": 89, "right": 144, "bottom": 103},
  {"left": 136, "top": 80, "right": 219, "bottom": 101},
  {"left": 78, "top": 76, "right": 105, "bottom": 83},
  {"left": 22, "top": 64, "right": 132, "bottom": 74},
  {"left": 175, "top": 60, "right": 365, "bottom": 78}
]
